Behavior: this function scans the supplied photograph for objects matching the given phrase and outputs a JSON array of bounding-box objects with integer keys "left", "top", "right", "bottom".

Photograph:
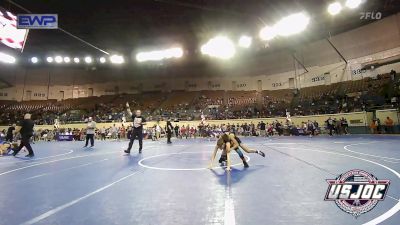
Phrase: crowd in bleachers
[
  {"left": 0, "top": 116, "right": 357, "bottom": 145},
  {"left": 0, "top": 71, "right": 399, "bottom": 126}
]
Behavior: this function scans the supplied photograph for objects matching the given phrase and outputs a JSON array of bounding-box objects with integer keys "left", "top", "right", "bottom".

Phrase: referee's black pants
[
  {"left": 5, "top": 134, "right": 13, "bottom": 142},
  {"left": 85, "top": 134, "right": 94, "bottom": 147},
  {"left": 14, "top": 135, "right": 34, "bottom": 156},
  {"left": 167, "top": 131, "right": 172, "bottom": 143},
  {"left": 127, "top": 130, "right": 143, "bottom": 151}
]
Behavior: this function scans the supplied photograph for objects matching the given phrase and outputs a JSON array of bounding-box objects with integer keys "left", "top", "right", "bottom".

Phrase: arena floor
[{"left": 0, "top": 135, "right": 399, "bottom": 225}]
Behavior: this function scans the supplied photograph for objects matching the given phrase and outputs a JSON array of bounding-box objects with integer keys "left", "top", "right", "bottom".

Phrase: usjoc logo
[
  {"left": 17, "top": 14, "right": 58, "bottom": 29},
  {"left": 325, "top": 169, "right": 390, "bottom": 217}
]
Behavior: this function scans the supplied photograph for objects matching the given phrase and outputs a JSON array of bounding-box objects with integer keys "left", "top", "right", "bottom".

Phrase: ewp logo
[{"left": 17, "top": 14, "right": 58, "bottom": 29}]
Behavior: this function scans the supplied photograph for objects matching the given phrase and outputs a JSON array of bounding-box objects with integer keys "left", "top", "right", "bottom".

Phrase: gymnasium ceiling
[{"left": 0, "top": 0, "right": 400, "bottom": 77}]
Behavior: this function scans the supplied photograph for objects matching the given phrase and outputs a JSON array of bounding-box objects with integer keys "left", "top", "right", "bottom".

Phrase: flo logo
[
  {"left": 360, "top": 12, "right": 382, "bottom": 20},
  {"left": 325, "top": 169, "right": 390, "bottom": 217}
]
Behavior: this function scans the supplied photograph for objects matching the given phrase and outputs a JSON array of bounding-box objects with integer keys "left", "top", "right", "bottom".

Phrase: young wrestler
[
  {"left": 209, "top": 135, "right": 249, "bottom": 170},
  {"left": 217, "top": 133, "right": 266, "bottom": 167},
  {"left": 225, "top": 133, "right": 266, "bottom": 157},
  {"left": 0, "top": 141, "right": 18, "bottom": 155}
]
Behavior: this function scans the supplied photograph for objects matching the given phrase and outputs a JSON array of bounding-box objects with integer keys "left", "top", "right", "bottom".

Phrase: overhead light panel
[
  {"left": 136, "top": 47, "right": 183, "bottom": 62},
  {"left": 328, "top": 2, "right": 342, "bottom": 15},
  {"left": 201, "top": 36, "right": 235, "bottom": 59},
  {"left": 31, "top": 57, "right": 38, "bottom": 64},
  {"left": 64, "top": 57, "right": 71, "bottom": 63},
  {"left": 109, "top": 55, "right": 124, "bottom": 64},
  {"left": 274, "top": 12, "right": 310, "bottom": 36},
  {"left": 259, "top": 26, "right": 277, "bottom": 41},
  {"left": 345, "top": 0, "right": 362, "bottom": 9},
  {"left": 238, "top": 36, "right": 252, "bottom": 48},
  {"left": 0, "top": 52, "right": 16, "bottom": 64},
  {"left": 55, "top": 56, "right": 63, "bottom": 63},
  {"left": 259, "top": 12, "right": 309, "bottom": 42},
  {"left": 84, "top": 56, "right": 93, "bottom": 64}
]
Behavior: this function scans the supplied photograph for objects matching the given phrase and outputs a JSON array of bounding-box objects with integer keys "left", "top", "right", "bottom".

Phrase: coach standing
[
  {"left": 13, "top": 114, "right": 35, "bottom": 157},
  {"left": 84, "top": 117, "right": 96, "bottom": 148},
  {"left": 125, "top": 102, "right": 146, "bottom": 154},
  {"left": 166, "top": 119, "right": 173, "bottom": 144}
]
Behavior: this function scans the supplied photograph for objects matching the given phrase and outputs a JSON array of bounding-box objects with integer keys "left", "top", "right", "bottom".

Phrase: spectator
[
  {"left": 370, "top": 120, "right": 377, "bottom": 134},
  {"left": 341, "top": 118, "right": 349, "bottom": 135},
  {"left": 6, "top": 124, "right": 16, "bottom": 142},
  {"left": 259, "top": 121, "right": 266, "bottom": 137},
  {"left": 384, "top": 116, "right": 394, "bottom": 134},
  {"left": 326, "top": 117, "right": 334, "bottom": 136}
]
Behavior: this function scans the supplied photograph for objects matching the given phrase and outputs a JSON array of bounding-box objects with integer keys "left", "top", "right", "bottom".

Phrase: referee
[
  {"left": 84, "top": 117, "right": 96, "bottom": 148},
  {"left": 125, "top": 102, "right": 146, "bottom": 154},
  {"left": 12, "top": 114, "right": 35, "bottom": 157}
]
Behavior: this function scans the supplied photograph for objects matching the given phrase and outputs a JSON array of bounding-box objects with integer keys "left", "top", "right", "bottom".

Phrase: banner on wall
[{"left": 57, "top": 134, "right": 73, "bottom": 141}]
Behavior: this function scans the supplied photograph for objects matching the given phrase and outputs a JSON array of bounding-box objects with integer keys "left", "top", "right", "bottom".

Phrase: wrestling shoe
[
  {"left": 124, "top": 150, "right": 130, "bottom": 154},
  {"left": 25, "top": 154, "right": 34, "bottom": 158},
  {"left": 243, "top": 160, "right": 249, "bottom": 168}
]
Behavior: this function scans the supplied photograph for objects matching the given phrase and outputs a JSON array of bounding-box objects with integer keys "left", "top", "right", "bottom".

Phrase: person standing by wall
[
  {"left": 125, "top": 102, "right": 146, "bottom": 154},
  {"left": 84, "top": 117, "right": 96, "bottom": 148},
  {"left": 259, "top": 121, "right": 266, "bottom": 137},
  {"left": 370, "top": 119, "right": 377, "bottom": 134},
  {"left": 341, "top": 118, "right": 349, "bottom": 135},
  {"left": 385, "top": 116, "right": 394, "bottom": 134},
  {"left": 326, "top": 117, "right": 334, "bottom": 136},
  {"left": 111, "top": 124, "right": 118, "bottom": 140},
  {"left": 13, "top": 114, "right": 35, "bottom": 157},
  {"left": 155, "top": 123, "right": 161, "bottom": 141},
  {"left": 100, "top": 127, "right": 106, "bottom": 140},
  {"left": 376, "top": 118, "right": 382, "bottom": 134},
  {"left": 120, "top": 124, "right": 126, "bottom": 139},
  {"left": 174, "top": 124, "right": 179, "bottom": 138},
  {"left": 166, "top": 119, "right": 173, "bottom": 144},
  {"left": 5, "top": 124, "right": 15, "bottom": 142},
  {"left": 334, "top": 118, "right": 341, "bottom": 135},
  {"left": 307, "top": 120, "right": 316, "bottom": 137}
]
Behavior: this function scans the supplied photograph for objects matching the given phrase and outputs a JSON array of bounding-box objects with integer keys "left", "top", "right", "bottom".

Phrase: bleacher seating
[
  {"left": 0, "top": 72, "right": 397, "bottom": 125},
  {"left": 159, "top": 91, "right": 197, "bottom": 111}
]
